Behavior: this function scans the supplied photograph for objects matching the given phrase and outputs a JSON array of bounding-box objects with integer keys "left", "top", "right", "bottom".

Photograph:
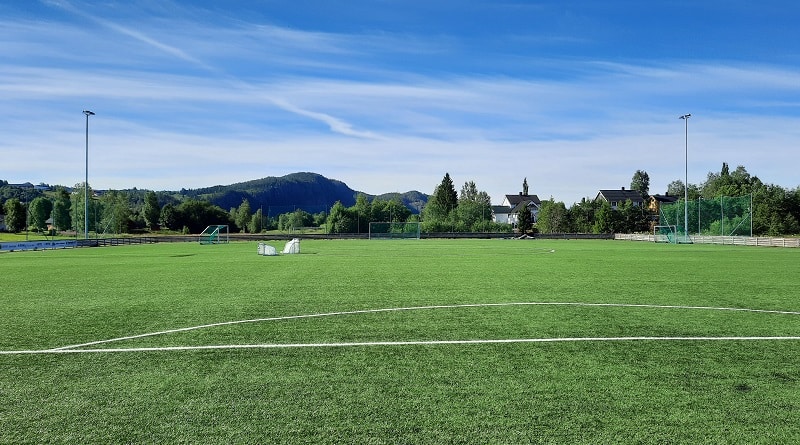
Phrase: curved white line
[
  {"left": 5, "top": 336, "right": 800, "bottom": 355},
  {"left": 7, "top": 301, "right": 800, "bottom": 355}
]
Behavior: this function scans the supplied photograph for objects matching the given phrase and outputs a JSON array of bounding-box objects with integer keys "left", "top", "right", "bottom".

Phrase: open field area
[{"left": 2, "top": 239, "right": 800, "bottom": 444}]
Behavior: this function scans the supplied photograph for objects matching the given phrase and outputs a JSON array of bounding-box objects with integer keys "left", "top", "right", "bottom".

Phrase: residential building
[{"left": 595, "top": 188, "right": 644, "bottom": 209}]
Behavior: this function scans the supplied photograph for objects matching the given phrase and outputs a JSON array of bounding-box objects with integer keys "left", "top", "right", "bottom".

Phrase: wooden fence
[{"left": 615, "top": 233, "right": 800, "bottom": 248}]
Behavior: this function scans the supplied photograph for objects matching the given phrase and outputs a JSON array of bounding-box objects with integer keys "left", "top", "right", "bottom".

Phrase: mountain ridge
[{"left": 174, "top": 172, "right": 428, "bottom": 214}]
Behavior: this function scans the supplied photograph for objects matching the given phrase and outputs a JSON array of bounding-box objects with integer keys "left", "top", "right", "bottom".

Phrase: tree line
[
  {"left": 533, "top": 164, "right": 800, "bottom": 236},
  {"left": 2, "top": 163, "right": 799, "bottom": 236}
]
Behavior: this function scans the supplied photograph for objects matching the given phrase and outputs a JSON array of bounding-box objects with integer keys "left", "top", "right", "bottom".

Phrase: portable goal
[{"left": 199, "top": 225, "right": 229, "bottom": 244}]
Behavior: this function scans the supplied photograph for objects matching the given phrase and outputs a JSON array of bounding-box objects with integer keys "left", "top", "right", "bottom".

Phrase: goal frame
[
  {"left": 653, "top": 225, "right": 678, "bottom": 244},
  {"left": 199, "top": 225, "right": 229, "bottom": 244},
  {"left": 368, "top": 221, "right": 421, "bottom": 240}
]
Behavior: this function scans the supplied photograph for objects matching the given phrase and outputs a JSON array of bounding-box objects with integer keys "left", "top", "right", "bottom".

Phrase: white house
[{"left": 493, "top": 193, "right": 542, "bottom": 226}]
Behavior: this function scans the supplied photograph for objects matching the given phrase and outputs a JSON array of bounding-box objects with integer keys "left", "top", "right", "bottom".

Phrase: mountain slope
[{"left": 179, "top": 172, "right": 427, "bottom": 214}]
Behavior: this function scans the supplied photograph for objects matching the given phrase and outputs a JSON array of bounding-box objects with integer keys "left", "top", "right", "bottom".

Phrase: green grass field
[{"left": 2, "top": 239, "right": 800, "bottom": 444}]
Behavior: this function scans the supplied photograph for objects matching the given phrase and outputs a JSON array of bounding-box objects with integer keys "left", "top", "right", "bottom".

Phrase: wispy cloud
[{"left": 3, "top": 2, "right": 800, "bottom": 203}]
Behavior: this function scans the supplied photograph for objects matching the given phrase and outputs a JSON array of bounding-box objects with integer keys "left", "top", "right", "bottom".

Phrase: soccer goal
[
  {"left": 199, "top": 225, "right": 229, "bottom": 244},
  {"left": 653, "top": 225, "right": 678, "bottom": 243},
  {"left": 653, "top": 225, "right": 692, "bottom": 244},
  {"left": 368, "top": 222, "right": 421, "bottom": 240}
]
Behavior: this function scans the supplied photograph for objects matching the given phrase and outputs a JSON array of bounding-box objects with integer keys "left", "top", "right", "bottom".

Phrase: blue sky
[{"left": 2, "top": 1, "right": 799, "bottom": 205}]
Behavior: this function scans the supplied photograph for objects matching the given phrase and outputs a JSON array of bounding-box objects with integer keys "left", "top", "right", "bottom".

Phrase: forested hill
[{"left": 177, "top": 172, "right": 428, "bottom": 214}]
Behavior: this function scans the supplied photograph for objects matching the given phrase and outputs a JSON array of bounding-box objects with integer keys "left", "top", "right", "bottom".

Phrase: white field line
[
  {"left": 3, "top": 302, "right": 800, "bottom": 356},
  {"left": 5, "top": 337, "right": 800, "bottom": 355}
]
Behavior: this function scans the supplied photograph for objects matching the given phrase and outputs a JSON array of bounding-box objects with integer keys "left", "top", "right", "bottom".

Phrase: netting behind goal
[
  {"left": 659, "top": 195, "right": 751, "bottom": 237},
  {"left": 368, "top": 222, "right": 421, "bottom": 239}
]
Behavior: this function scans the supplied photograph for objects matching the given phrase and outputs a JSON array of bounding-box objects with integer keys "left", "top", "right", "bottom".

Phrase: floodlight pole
[
  {"left": 83, "top": 110, "right": 95, "bottom": 239},
  {"left": 679, "top": 114, "right": 691, "bottom": 238}
]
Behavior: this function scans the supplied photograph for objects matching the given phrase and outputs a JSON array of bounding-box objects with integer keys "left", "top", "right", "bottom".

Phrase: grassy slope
[{"left": 1, "top": 240, "right": 799, "bottom": 444}]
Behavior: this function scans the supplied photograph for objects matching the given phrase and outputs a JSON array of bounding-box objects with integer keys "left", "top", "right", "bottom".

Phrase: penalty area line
[{"left": 4, "top": 336, "right": 800, "bottom": 355}]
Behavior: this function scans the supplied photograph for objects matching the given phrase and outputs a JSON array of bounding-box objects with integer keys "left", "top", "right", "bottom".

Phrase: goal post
[
  {"left": 653, "top": 225, "right": 677, "bottom": 243},
  {"left": 368, "top": 221, "right": 421, "bottom": 240},
  {"left": 199, "top": 225, "right": 229, "bottom": 244}
]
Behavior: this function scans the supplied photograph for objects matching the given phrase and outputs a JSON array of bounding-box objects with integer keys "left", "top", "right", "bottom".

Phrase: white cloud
[{"left": 3, "top": 5, "right": 800, "bottom": 206}]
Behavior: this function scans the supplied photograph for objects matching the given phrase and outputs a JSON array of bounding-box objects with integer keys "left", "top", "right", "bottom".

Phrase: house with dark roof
[
  {"left": 496, "top": 193, "right": 542, "bottom": 226},
  {"left": 595, "top": 188, "right": 644, "bottom": 210}
]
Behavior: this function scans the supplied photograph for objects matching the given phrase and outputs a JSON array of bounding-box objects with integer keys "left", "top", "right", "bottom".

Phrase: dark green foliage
[
  {"left": 28, "top": 197, "right": 52, "bottom": 232},
  {"left": 327, "top": 201, "right": 357, "bottom": 233},
  {"left": 2, "top": 198, "right": 26, "bottom": 232},
  {"left": 278, "top": 209, "right": 313, "bottom": 231},
  {"left": 51, "top": 188, "right": 72, "bottom": 231},
  {"left": 143, "top": 191, "right": 161, "bottom": 230},
  {"left": 516, "top": 202, "right": 533, "bottom": 233},
  {"left": 174, "top": 199, "right": 232, "bottom": 234},
  {"left": 630, "top": 169, "right": 650, "bottom": 196},
  {"left": 593, "top": 200, "right": 615, "bottom": 233},
  {"left": 537, "top": 199, "right": 570, "bottom": 234},
  {"left": 235, "top": 199, "right": 252, "bottom": 233}
]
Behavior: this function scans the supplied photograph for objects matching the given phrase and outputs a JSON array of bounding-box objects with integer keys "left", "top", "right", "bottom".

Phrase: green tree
[
  {"left": 327, "top": 201, "right": 356, "bottom": 233},
  {"left": 250, "top": 207, "right": 264, "bottom": 233},
  {"left": 101, "top": 190, "right": 132, "bottom": 234},
  {"left": 3, "top": 198, "right": 26, "bottom": 232},
  {"left": 630, "top": 170, "right": 650, "bottom": 197},
  {"left": 517, "top": 203, "right": 533, "bottom": 234},
  {"left": 279, "top": 209, "right": 313, "bottom": 231},
  {"left": 615, "top": 199, "right": 646, "bottom": 233},
  {"left": 569, "top": 198, "right": 598, "bottom": 233},
  {"left": 29, "top": 196, "right": 53, "bottom": 232},
  {"left": 51, "top": 188, "right": 72, "bottom": 232},
  {"left": 537, "top": 199, "right": 569, "bottom": 234},
  {"left": 593, "top": 201, "right": 614, "bottom": 233},
  {"left": 425, "top": 173, "right": 458, "bottom": 222},
  {"left": 71, "top": 184, "right": 99, "bottom": 234},
  {"left": 236, "top": 199, "right": 252, "bottom": 233},
  {"left": 175, "top": 199, "right": 231, "bottom": 234},
  {"left": 160, "top": 203, "right": 178, "bottom": 230},
  {"left": 457, "top": 181, "right": 491, "bottom": 231},
  {"left": 667, "top": 180, "right": 700, "bottom": 200},
  {"left": 354, "top": 193, "right": 372, "bottom": 233},
  {"left": 143, "top": 191, "right": 161, "bottom": 231}
]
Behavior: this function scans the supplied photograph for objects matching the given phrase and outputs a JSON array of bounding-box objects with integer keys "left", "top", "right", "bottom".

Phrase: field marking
[
  {"left": 5, "top": 336, "right": 800, "bottom": 355},
  {"left": 4, "top": 301, "right": 800, "bottom": 356}
]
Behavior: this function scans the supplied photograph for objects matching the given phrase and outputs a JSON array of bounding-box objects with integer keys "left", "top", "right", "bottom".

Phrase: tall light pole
[
  {"left": 83, "top": 110, "right": 95, "bottom": 239},
  {"left": 679, "top": 113, "right": 691, "bottom": 239}
]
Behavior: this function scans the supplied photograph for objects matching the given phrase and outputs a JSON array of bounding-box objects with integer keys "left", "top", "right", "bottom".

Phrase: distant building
[
  {"left": 494, "top": 192, "right": 542, "bottom": 226},
  {"left": 594, "top": 188, "right": 644, "bottom": 210}
]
